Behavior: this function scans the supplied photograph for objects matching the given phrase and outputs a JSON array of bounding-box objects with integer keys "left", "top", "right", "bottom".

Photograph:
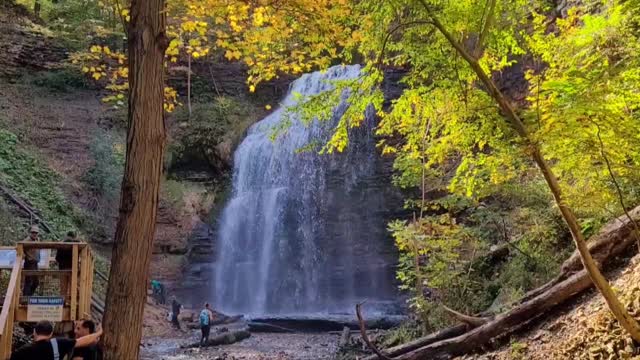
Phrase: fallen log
[
  {"left": 395, "top": 270, "right": 592, "bottom": 359},
  {"left": 362, "top": 324, "right": 468, "bottom": 360},
  {"left": 562, "top": 206, "right": 640, "bottom": 273},
  {"left": 185, "top": 314, "right": 244, "bottom": 329},
  {"left": 181, "top": 328, "right": 251, "bottom": 348},
  {"left": 247, "top": 321, "right": 295, "bottom": 333},
  {"left": 364, "top": 205, "right": 640, "bottom": 360},
  {"left": 441, "top": 305, "right": 491, "bottom": 327}
]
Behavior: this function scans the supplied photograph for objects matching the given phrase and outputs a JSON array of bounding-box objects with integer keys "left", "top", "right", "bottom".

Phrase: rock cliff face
[
  {"left": 181, "top": 66, "right": 408, "bottom": 316},
  {"left": 0, "top": 2, "right": 67, "bottom": 78}
]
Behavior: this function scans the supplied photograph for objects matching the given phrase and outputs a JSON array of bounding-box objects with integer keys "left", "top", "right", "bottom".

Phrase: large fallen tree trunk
[
  {"left": 181, "top": 328, "right": 251, "bottom": 348},
  {"left": 364, "top": 206, "right": 640, "bottom": 360},
  {"left": 396, "top": 270, "right": 592, "bottom": 359}
]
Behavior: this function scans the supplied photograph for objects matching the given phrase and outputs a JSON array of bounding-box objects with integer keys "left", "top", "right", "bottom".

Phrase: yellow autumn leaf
[
  {"left": 249, "top": 85, "right": 256, "bottom": 93},
  {"left": 92, "top": 73, "right": 102, "bottom": 80},
  {"left": 82, "top": 67, "right": 89, "bottom": 73},
  {"left": 265, "top": 104, "right": 272, "bottom": 110}
]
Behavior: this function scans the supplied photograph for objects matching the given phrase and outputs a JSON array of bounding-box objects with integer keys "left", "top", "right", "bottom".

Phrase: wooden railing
[
  {"left": 0, "top": 252, "right": 23, "bottom": 359},
  {"left": 0, "top": 242, "right": 95, "bottom": 358}
]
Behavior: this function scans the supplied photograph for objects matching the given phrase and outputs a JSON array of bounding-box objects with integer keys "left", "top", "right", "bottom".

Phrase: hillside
[
  {"left": 0, "top": 0, "right": 269, "bottom": 302},
  {"left": 460, "top": 254, "right": 640, "bottom": 359}
]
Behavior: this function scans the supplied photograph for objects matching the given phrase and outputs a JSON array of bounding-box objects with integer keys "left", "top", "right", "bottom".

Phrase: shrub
[
  {"left": 83, "top": 129, "right": 124, "bottom": 203},
  {"left": 27, "top": 66, "right": 89, "bottom": 92}
]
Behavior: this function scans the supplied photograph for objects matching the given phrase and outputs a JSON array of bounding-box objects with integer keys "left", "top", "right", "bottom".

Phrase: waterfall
[{"left": 214, "top": 65, "right": 401, "bottom": 317}]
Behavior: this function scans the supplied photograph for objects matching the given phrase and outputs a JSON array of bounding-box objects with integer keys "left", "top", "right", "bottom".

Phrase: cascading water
[{"left": 214, "top": 65, "right": 402, "bottom": 317}]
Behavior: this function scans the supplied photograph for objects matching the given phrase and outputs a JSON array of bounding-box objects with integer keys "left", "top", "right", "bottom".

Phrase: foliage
[
  {"left": 0, "top": 200, "right": 25, "bottom": 246},
  {"left": 0, "top": 129, "right": 86, "bottom": 239},
  {"left": 26, "top": 65, "right": 90, "bottom": 92},
  {"left": 83, "top": 129, "right": 124, "bottom": 203},
  {"left": 215, "top": 0, "right": 640, "bottom": 333}
]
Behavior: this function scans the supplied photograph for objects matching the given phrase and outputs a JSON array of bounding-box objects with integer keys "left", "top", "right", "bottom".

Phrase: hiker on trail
[
  {"left": 22, "top": 225, "right": 41, "bottom": 296},
  {"left": 151, "top": 279, "right": 165, "bottom": 305},
  {"left": 10, "top": 320, "right": 102, "bottom": 360},
  {"left": 56, "top": 231, "right": 78, "bottom": 300},
  {"left": 72, "top": 319, "right": 102, "bottom": 360},
  {"left": 199, "top": 302, "right": 215, "bottom": 346},
  {"left": 171, "top": 296, "right": 182, "bottom": 330}
]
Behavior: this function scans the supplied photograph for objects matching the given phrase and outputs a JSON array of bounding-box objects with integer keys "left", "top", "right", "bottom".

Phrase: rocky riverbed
[{"left": 141, "top": 332, "right": 339, "bottom": 360}]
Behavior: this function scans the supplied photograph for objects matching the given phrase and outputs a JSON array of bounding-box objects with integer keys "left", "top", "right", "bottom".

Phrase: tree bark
[
  {"left": 187, "top": 53, "right": 192, "bottom": 120},
  {"left": 417, "top": 0, "right": 640, "bottom": 342},
  {"left": 101, "top": 1, "right": 168, "bottom": 359}
]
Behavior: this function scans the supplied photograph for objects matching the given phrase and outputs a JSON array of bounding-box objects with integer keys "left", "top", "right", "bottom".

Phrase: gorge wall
[{"left": 179, "top": 65, "right": 407, "bottom": 316}]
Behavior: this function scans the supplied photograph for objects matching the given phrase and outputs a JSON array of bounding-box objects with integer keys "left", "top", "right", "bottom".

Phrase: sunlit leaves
[{"left": 525, "top": 3, "right": 640, "bottom": 215}]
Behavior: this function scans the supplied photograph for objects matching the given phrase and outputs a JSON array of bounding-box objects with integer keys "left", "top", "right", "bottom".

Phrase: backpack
[{"left": 199, "top": 309, "right": 210, "bottom": 326}]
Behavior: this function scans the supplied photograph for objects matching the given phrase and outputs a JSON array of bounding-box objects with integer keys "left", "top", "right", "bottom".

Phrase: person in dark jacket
[
  {"left": 171, "top": 297, "right": 182, "bottom": 330},
  {"left": 10, "top": 320, "right": 102, "bottom": 360}
]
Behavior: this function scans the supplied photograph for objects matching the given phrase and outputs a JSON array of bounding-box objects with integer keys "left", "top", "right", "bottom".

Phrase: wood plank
[
  {"left": 70, "top": 244, "right": 78, "bottom": 321},
  {"left": 18, "top": 241, "right": 87, "bottom": 250},
  {"left": 0, "top": 253, "right": 22, "bottom": 359},
  {"left": 0, "top": 254, "right": 22, "bottom": 335},
  {"left": 21, "top": 269, "right": 72, "bottom": 276},
  {"left": 78, "top": 247, "right": 86, "bottom": 319}
]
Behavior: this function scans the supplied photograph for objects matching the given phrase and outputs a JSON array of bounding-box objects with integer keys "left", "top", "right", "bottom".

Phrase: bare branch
[{"left": 356, "top": 302, "right": 392, "bottom": 360}]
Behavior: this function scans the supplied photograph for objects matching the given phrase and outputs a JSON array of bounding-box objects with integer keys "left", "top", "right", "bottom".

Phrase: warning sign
[{"left": 27, "top": 297, "right": 64, "bottom": 322}]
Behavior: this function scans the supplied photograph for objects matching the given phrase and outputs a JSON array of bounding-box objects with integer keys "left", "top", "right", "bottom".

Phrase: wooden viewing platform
[{"left": 0, "top": 242, "right": 96, "bottom": 359}]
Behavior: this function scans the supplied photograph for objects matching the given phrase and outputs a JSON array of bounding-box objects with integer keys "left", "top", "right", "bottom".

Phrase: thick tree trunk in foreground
[
  {"left": 363, "top": 206, "right": 640, "bottom": 360},
  {"left": 417, "top": 0, "right": 640, "bottom": 342},
  {"left": 101, "top": 1, "right": 168, "bottom": 359}
]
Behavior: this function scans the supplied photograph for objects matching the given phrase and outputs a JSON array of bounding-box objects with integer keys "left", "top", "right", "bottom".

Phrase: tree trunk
[
  {"left": 395, "top": 269, "right": 594, "bottom": 360},
  {"left": 364, "top": 206, "right": 640, "bottom": 359},
  {"left": 187, "top": 53, "right": 192, "bottom": 120},
  {"left": 101, "top": 1, "right": 168, "bottom": 359},
  {"left": 33, "top": 0, "right": 41, "bottom": 18},
  {"left": 417, "top": 0, "right": 640, "bottom": 342}
]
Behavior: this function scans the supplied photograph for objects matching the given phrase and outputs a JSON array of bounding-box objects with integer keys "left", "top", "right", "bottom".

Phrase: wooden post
[
  {"left": 0, "top": 251, "right": 23, "bottom": 359},
  {"left": 70, "top": 244, "right": 78, "bottom": 321},
  {"left": 78, "top": 247, "right": 88, "bottom": 319},
  {"left": 88, "top": 250, "right": 94, "bottom": 319}
]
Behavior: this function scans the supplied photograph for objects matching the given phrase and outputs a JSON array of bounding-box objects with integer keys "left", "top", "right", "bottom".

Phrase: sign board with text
[
  {"left": 27, "top": 297, "right": 64, "bottom": 322},
  {"left": 0, "top": 249, "right": 51, "bottom": 268}
]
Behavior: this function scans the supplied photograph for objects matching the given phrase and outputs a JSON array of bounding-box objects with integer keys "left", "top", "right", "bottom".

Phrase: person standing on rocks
[
  {"left": 199, "top": 303, "right": 215, "bottom": 346},
  {"left": 22, "top": 225, "right": 41, "bottom": 296},
  {"left": 151, "top": 279, "right": 165, "bottom": 305},
  {"left": 171, "top": 296, "right": 182, "bottom": 330}
]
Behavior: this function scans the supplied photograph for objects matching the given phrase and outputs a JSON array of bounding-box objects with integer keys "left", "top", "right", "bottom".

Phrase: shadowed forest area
[{"left": 1, "top": 0, "right": 640, "bottom": 359}]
